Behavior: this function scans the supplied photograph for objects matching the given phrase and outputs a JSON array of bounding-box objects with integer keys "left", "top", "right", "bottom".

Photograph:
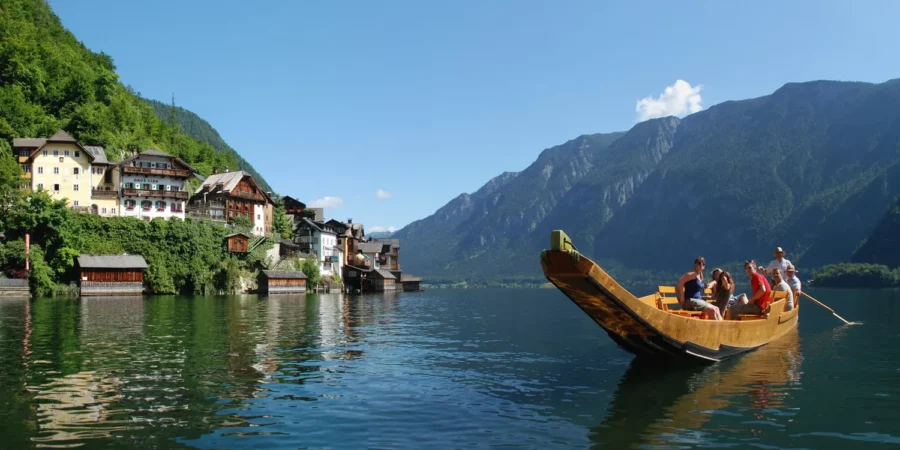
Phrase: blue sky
[{"left": 49, "top": 0, "right": 900, "bottom": 232}]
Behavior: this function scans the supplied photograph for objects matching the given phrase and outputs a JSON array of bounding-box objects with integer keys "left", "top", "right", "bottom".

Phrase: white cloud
[
  {"left": 309, "top": 196, "right": 344, "bottom": 208},
  {"left": 635, "top": 80, "right": 703, "bottom": 122},
  {"left": 376, "top": 189, "right": 392, "bottom": 199},
  {"left": 369, "top": 225, "right": 397, "bottom": 233}
]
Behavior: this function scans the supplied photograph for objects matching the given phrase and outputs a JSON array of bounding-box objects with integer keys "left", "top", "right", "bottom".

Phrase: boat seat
[
  {"left": 657, "top": 286, "right": 703, "bottom": 317},
  {"left": 737, "top": 291, "right": 787, "bottom": 320}
]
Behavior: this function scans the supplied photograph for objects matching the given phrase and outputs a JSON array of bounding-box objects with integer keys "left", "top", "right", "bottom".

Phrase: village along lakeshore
[{"left": 3, "top": 0, "right": 900, "bottom": 448}]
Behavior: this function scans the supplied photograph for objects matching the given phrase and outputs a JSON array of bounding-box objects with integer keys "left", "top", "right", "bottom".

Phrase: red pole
[{"left": 25, "top": 233, "right": 29, "bottom": 272}]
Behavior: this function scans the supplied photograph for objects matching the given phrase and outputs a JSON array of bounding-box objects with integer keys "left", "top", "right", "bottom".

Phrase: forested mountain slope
[
  {"left": 145, "top": 99, "right": 272, "bottom": 192},
  {"left": 0, "top": 0, "right": 262, "bottom": 181},
  {"left": 396, "top": 79, "right": 900, "bottom": 281}
]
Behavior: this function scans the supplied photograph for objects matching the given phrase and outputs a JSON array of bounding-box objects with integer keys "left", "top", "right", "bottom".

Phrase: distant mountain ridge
[
  {"left": 394, "top": 79, "right": 900, "bottom": 282},
  {"left": 145, "top": 99, "right": 273, "bottom": 193}
]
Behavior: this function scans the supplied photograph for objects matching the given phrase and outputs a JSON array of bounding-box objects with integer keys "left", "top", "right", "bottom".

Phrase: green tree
[
  {"left": 272, "top": 201, "right": 293, "bottom": 239},
  {"left": 300, "top": 254, "right": 321, "bottom": 287}
]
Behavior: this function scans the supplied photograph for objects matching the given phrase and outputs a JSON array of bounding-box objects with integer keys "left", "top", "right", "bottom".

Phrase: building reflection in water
[{"left": 590, "top": 328, "right": 802, "bottom": 448}]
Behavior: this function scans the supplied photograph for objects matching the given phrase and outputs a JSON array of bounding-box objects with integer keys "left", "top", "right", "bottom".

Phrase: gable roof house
[{"left": 189, "top": 171, "right": 274, "bottom": 236}]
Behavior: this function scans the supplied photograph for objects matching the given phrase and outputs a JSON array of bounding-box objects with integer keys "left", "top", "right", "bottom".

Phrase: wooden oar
[{"left": 801, "top": 292, "right": 861, "bottom": 325}]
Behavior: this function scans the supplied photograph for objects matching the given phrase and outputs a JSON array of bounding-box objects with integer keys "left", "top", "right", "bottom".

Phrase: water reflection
[{"left": 591, "top": 328, "right": 802, "bottom": 448}]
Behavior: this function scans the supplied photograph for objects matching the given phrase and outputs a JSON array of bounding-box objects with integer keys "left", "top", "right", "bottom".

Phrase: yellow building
[{"left": 13, "top": 130, "right": 118, "bottom": 216}]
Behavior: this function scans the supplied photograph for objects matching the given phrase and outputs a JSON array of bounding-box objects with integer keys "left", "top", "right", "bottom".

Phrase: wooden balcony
[
  {"left": 230, "top": 190, "right": 266, "bottom": 202},
  {"left": 122, "top": 166, "right": 192, "bottom": 178},
  {"left": 122, "top": 188, "right": 188, "bottom": 200},
  {"left": 91, "top": 189, "right": 118, "bottom": 199}
]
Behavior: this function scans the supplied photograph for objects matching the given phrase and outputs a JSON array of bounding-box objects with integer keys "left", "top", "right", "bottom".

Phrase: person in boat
[
  {"left": 728, "top": 260, "right": 771, "bottom": 319},
  {"left": 785, "top": 264, "right": 802, "bottom": 301},
  {"left": 677, "top": 257, "right": 723, "bottom": 320},
  {"left": 770, "top": 268, "right": 795, "bottom": 311},
  {"left": 711, "top": 268, "right": 736, "bottom": 312},
  {"left": 766, "top": 247, "right": 793, "bottom": 276}
]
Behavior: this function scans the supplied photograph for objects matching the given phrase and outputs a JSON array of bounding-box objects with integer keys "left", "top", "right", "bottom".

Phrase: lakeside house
[
  {"left": 258, "top": 270, "right": 307, "bottom": 294},
  {"left": 188, "top": 170, "right": 274, "bottom": 236},
  {"left": 13, "top": 132, "right": 200, "bottom": 219},
  {"left": 15, "top": 130, "right": 109, "bottom": 212},
  {"left": 294, "top": 218, "right": 344, "bottom": 277},
  {"left": 369, "top": 269, "right": 397, "bottom": 292},
  {"left": 400, "top": 274, "right": 423, "bottom": 292},
  {"left": 77, "top": 254, "right": 148, "bottom": 296},
  {"left": 119, "top": 149, "right": 194, "bottom": 221}
]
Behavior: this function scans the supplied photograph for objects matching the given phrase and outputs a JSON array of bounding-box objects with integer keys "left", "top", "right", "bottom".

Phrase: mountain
[
  {"left": 853, "top": 194, "right": 900, "bottom": 267},
  {"left": 395, "top": 79, "right": 900, "bottom": 281},
  {"left": 145, "top": 99, "right": 272, "bottom": 193},
  {"left": 0, "top": 0, "right": 261, "bottom": 183}
]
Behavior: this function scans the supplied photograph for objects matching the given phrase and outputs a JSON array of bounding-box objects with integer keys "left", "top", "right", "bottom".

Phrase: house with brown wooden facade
[
  {"left": 225, "top": 232, "right": 251, "bottom": 253},
  {"left": 189, "top": 171, "right": 274, "bottom": 236},
  {"left": 258, "top": 270, "right": 307, "bottom": 294},
  {"left": 77, "top": 254, "right": 148, "bottom": 296}
]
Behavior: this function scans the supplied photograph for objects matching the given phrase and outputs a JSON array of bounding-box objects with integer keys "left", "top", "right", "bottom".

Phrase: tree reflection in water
[{"left": 590, "top": 328, "right": 802, "bottom": 448}]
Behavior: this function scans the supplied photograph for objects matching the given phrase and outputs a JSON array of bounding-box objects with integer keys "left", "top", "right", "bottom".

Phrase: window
[
  {"left": 64, "top": 150, "right": 70, "bottom": 156},
  {"left": 37, "top": 183, "right": 43, "bottom": 190},
  {"left": 20, "top": 164, "right": 31, "bottom": 173},
  {"left": 73, "top": 201, "right": 79, "bottom": 206},
  {"left": 73, "top": 184, "right": 79, "bottom": 192},
  {"left": 53, "top": 150, "right": 58, "bottom": 156},
  {"left": 125, "top": 200, "right": 135, "bottom": 210},
  {"left": 257, "top": 214, "right": 261, "bottom": 220},
  {"left": 156, "top": 201, "right": 166, "bottom": 211},
  {"left": 53, "top": 167, "right": 59, "bottom": 174},
  {"left": 170, "top": 185, "right": 180, "bottom": 191},
  {"left": 37, "top": 167, "right": 43, "bottom": 174},
  {"left": 73, "top": 168, "right": 79, "bottom": 175},
  {"left": 53, "top": 184, "right": 59, "bottom": 192},
  {"left": 141, "top": 200, "right": 152, "bottom": 211},
  {"left": 75, "top": 151, "right": 80, "bottom": 158},
  {"left": 111, "top": 208, "right": 116, "bottom": 214},
  {"left": 42, "top": 150, "right": 48, "bottom": 156},
  {"left": 158, "top": 184, "right": 166, "bottom": 191},
  {"left": 101, "top": 208, "right": 107, "bottom": 214}
]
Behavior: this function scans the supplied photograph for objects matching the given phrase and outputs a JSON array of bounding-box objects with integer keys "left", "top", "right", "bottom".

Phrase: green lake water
[{"left": 0, "top": 288, "right": 898, "bottom": 449}]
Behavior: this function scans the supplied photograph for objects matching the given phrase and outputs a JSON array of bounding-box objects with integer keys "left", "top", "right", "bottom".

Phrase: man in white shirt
[{"left": 766, "top": 247, "right": 792, "bottom": 276}]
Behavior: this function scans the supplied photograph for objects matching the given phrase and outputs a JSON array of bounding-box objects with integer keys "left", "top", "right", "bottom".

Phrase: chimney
[{"left": 348, "top": 218, "right": 353, "bottom": 224}]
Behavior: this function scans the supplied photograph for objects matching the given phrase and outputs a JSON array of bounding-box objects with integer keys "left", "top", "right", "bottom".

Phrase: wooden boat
[{"left": 540, "top": 230, "right": 799, "bottom": 362}]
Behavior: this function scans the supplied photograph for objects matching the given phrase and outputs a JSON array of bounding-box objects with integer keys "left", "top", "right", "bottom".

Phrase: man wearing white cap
[
  {"left": 766, "top": 247, "right": 792, "bottom": 277},
  {"left": 785, "top": 264, "right": 802, "bottom": 300}
]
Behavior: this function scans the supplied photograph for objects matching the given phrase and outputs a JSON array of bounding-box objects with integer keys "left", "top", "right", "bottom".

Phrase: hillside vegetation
[{"left": 0, "top": 0, "right": 260, "bottom": 177}]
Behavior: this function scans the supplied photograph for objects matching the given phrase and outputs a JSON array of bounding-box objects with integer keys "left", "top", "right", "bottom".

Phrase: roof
[
  {"left": 261, "top": 270, "right": 307, "bottom": 279},
  {"left": 48, "top": 129, "right": 77, "bottom": 142},
  {"left": 83, "top": 146, "right": 108, "bottom": 165},
  {"left": 371, "top": 269, "right": 396, "bottom": 280},
  {"left": 332, "top": 246, "right": 343, "bottom": 253},
  {"left": 194, "top": 171, "right": 273, "bottom": 204},
  {"left": 358, "top": 242, "right": 382, "bottom": 253},
  {"left": 224, "top": 232, "right": 251, "bottom": 239},
  {"left": 119, "top": 148, "right": 197, "bottom": 173},
  {"left": 400, "top": 273, "right": 423, "bottom": 282},
  {"left": 139, "top": 148, "right": 175, "bottom": 157},
  {"left": 282, "top": 196, "right": 307, "bottom": 209},
  {"left": 12, "top": 138, "right": 46, "bottom": 148},
  {"left": 77, "top": 255, "right": 148, "bottom": 269}
]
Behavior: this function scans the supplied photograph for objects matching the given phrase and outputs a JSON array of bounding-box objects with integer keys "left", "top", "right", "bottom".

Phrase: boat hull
[{"left": 541, "top": 240, "right": 799, "bottom": 363}]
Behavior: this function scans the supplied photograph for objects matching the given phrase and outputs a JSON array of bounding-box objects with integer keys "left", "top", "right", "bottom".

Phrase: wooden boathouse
[
  {"left": 369, "top": 269, "right": 397, "bottom": 292},
  {"left": 258, "top": 270, "right": 307, "bottom": 294},
  {"left": 400, "top": 274, "right": 423, "bottom": 292},
  {"left": 77, "top": 255, "right": 147, "bottom": 296}
]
